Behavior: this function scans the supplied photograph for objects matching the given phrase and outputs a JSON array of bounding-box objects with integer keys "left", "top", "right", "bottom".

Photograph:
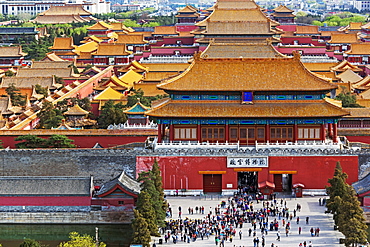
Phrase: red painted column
[
  {"left": 225, "top": 124, "right": 229, "bottom": 143},
  {"left": 293, "top": 124, "right": 298, "bottom": 142},
  {"left": 157, "top": 124, "right": 162, "bottom": 143},
  {"left": 169, "top": 124, "right": 174, "bottom": 142},
  {"left": 266, "top": 124, "right": 270, "bottom": 142},
  {"left": 328, "top": 123, "right": 333, "bottom": 138},
  {"left": 333, "top": 123, "right": 338, "bottom": 143},
  {"left": 321, "top": 124, "right": 326, "bottom": 142},
  {"left": 197, "top": 124, "right": 201, "bottom": 142}
]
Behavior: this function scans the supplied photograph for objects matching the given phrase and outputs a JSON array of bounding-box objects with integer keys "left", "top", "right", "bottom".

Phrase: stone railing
[
  {"left": 154, "top": 140, "right": 240, "bottom": 150},
  {"left": 154, "top": 139, "right": 343, "bottom": 151},
  {"left": 107, "top": 121, "right": 157, "bottom": 130},
  {"left": 254, "top": 140, "right": 342, "bottom": 150}
]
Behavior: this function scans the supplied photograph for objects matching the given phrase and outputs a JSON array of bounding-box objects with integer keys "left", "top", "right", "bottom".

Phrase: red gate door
[
  {"left": 203, "top": 174, "right": 222, "bottom": 193},
  {"left": 274, "top": 174, "right": 283, "bottom": 192}
]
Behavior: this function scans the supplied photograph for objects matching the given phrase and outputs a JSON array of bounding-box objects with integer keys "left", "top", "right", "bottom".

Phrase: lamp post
[{"left": 95, "top": 227, "right": 99, "bottom": 247}]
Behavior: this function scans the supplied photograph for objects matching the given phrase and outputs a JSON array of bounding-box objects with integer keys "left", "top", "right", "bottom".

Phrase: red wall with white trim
[{"left": 136, "top": 156, "right": 358, "bottom": 191}]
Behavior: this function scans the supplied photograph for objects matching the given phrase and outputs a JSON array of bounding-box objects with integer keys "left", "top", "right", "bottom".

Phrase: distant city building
[
  {"left": 353, "top": 0, "right": 370, "bottom": 11},
  {"left": 111, "top": 3, "right": 140, "bottom": 11},
  {"left": 0, "top": 0, "right": 110, "bottom": 16}
]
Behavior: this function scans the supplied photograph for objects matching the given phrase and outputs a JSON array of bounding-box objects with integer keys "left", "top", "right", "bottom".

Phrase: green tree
[
  {"left": 19, "top": 239, "right": 42, "bottom": 247},
  {"left": 46, "top": 135, "right": 76, "bottom": 148},
  {"left": 335, "top": 92, "right": 363, "bottom": 108},
  {"left": 138, "top": 168, "right": 165, "bottom": 232},
  {"left": 15, "top": 135, "right": 47, "bottom": 148},
  {"left": 136, "top": 190, "right": 159, "bottom": 236},
  {"left": 337, "top": 184, "right": 368, "bottom": 247},
  {"left": 126, "top": 88, "right": 166, "bottom": 108},
  {"left": 37, "top": 101, "right": 64, "bottom": 129},
  {"left": 131, "top": 209, "right": 151, "bottom": 247},
  {"left": 326, "top": 162, "right": 348, "bottom": 225},
  {"left": 5, "top": 83, "right": 26, "bottom": 106},
  {"left": 35, "top": 84, "right": 48, "bottom": 98},
  {"left": 151, "top": 159, "right": 167, "bottom": 225},
  {"left": 97, "top": 100, "right": 127, "bottom": 128},
  {"left": 59, "top": 231, "right": 106, "bottom": 247},
  {"left": 4, "top": 70, "right": 14, "bottom": 76}
]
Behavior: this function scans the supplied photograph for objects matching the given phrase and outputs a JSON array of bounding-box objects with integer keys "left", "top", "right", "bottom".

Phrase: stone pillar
[{"left": 333, "top": 123, "right": 338, "bottom": 143}]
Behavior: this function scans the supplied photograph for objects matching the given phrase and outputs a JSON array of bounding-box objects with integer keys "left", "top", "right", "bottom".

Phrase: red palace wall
[
  {"left": 0, "top": 196, "right": 91, "bottom": 206},
  {"left": 346, "top": 136, "right": 370, "bottom": 145},
  {"left": 136, "top": 156, "right": 358, "bottom": 191}
]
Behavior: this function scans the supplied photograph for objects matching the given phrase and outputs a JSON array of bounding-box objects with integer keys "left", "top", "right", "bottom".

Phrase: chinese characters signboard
[{"left": 227, "top": 157, "right": 268, "bottom": 168}]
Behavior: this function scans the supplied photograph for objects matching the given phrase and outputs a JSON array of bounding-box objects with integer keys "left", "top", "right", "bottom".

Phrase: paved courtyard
[{"left": 152, "top": 194, "right": 345, "bottom": 247}]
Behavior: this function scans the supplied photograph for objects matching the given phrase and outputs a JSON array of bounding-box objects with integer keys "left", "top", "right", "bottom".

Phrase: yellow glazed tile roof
[
  {"left": 330, "top": 60, "right": 362, "bottom": 72},
  {"left": 49, "top": 37, "right": 75, "bottom": 50},
  {"left": 146, "top": 63, "right": 190, "bottom": 72},
  {"left": 328, "top": 33, "right": 359, "bottom": 43},
  {"left": 64, "top": 104, "right": 89, "bottom": 116},
  {"left": 313, "top": 72, "right": 338, "bottom": 81},
  {"left": 345, "top": 43, "right": 370, "bottom": 55},
  {"left": 118, "top": 60, "right": 149, "bottom": 73},
  {"left": 107, "top": 75, "right": 131, "bottom": 89},
  {"left": 88, "top": 21, "right": 113, "bottom": 30},
  {"left": 352, "top": 75, "right": 370, "bottom": 90},
  {"left": 93, "top": 43, "right": 132, "bottom": 56},
  {"left": 1, "top": 76, "right": 55, "bottom": 89},
  {"left": 144, "top": 72, "right": 179, "bottom": 81},
  {"left": 31, "top": 61, "right": 72, "bottom": 69},
  {"left": 153, "top": 26, "right": 179, "bottom": 35},
  {"left": 343, "top": 107, "right": 370, "bottom": 117},
  {"left": 361, "top": 22, "right": 370, "bottom": 29},
  {"left": 201, "top": 41, "right": 285, "bottom": 58},
  {"left": 216, "top": 0, "right": 261, "bottom": 10},
  {"left": 74, "top": 41, "right": 98, "bottom": 53},
  {"left": 117, "top": 33, "right": 148, "bottom": 44},
  {"left": 38, "top": 5, "right": 92, "bottom": 16},
  {"left": 303, "top": 63, "right": 338, "bottom": 72},
  {"left": 273, "top": 5, "right": 294, "bottom": 12},
  {"left": 0, "top": 46, "right": 26, "bottom": 57},
  {"left": 336, "top": 69, "right": 363, "bottom": 83},
  {"left": 42, "top": 53, "right": 65, "bottom": 61},
  {"left": 348, "top": 22, "right": 363, "bottom": 30},
  {"left": 33, "top": 15, "right": 94, "bottom": 24},
  {"left": 158, "top": 54, "right": 337, "bottom": 92},
  {"left": 146, "top": 100, "right": 349, "bottom": 118},
  {"left": 94, "top": 86, "right": 125, "bottom": 100},
  {"left": 295, "top": 25, "right": 319, "bottom": 34},
  {"left": 133, "top": 83, "right": 165, "bottom": 96},
  {"left": 178, "top": 5, "right": 198, "bottom": 13},
  {"left": 120, "top": 69, "right": 143, "bottom": 85}
]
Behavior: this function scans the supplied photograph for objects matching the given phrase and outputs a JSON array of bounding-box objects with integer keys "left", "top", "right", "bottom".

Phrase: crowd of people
[{"left": 160, "top": 191, "right": 323, "bottom": 247}]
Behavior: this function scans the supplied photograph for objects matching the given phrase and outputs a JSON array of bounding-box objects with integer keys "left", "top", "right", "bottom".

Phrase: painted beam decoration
[{"left": 227, "top": 157, "right": 269, "bottom": 168}]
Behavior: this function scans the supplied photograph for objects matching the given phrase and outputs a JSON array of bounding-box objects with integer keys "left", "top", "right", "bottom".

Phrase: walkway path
[{"left": 152, "top": 195, "right": 345, "bottom": 247}]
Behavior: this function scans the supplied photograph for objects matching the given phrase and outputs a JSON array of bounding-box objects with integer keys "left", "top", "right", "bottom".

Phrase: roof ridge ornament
[
  {"left": 292, "top": 50, "right": 301, "bottom": 60},
  {"left": 193, "top": 51, "right": 202, "bottom": 61}
]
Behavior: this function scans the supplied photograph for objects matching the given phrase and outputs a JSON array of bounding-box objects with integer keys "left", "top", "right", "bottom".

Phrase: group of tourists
[{"left": 161, "top": 191, "right": 321, "bottom": 246}]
